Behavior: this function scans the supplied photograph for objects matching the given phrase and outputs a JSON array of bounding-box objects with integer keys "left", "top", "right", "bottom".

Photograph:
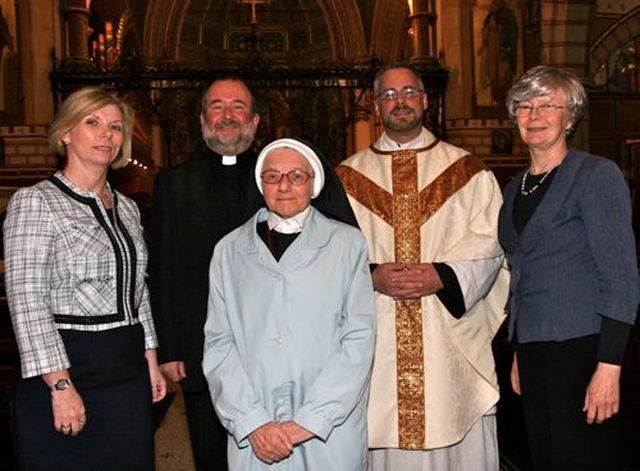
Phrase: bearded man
[{"left": 149, "top": 77, "right": 260, "bottom": 471}]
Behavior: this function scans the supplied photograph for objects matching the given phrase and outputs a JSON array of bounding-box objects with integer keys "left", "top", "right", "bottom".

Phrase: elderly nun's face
[{"left": 261, "top": 147, "right": 314, "bottom": 218}]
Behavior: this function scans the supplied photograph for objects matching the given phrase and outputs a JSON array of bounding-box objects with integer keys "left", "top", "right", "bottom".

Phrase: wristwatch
[{"left": 51, "top": 378, "right": 72, "bottom": 391}]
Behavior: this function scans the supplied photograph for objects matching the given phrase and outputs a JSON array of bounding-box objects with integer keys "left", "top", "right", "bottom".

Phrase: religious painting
[
  {"left": 491, "top": 129, "right": 513, "bottom": 154},
  {"left": 0, "top": 0, "right": 22, "bottom": 124},
  {"left": 472, "top": 0, "right": 523, "bottom": 116}
]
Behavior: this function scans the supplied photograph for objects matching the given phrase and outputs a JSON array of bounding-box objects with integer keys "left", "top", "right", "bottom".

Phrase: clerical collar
[
  {"left": 222, "top": 155, "right": 237, "bottom": 166},
  {"left": 380, "top": 130, "right": 427, "bottom": 151},
  {"left": 267, "top": 206, "right": 311, "bottom": 234}
]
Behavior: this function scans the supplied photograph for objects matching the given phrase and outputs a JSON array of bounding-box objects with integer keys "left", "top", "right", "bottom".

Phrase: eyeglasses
[
  {"left": 513, "top": 103, "right": 565, "bottom": 117},
  {"left": 260, "top": 169, "right": 314, "bottom": 185},
  {"left": 376, "top": 86, "right": 424, "bottom": 102}
]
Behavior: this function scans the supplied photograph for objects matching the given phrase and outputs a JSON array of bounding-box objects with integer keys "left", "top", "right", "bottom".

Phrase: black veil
[{"left": 245, "top": 137, "right": 359, "bottom": 229}]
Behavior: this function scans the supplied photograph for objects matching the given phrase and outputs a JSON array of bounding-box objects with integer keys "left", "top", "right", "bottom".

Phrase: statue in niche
[{"left": 477, "top": 0, "right": 518, "bottom": 105}]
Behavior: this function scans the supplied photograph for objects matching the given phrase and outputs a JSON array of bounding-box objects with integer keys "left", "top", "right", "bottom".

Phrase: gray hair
[{"left": 506, "top": 65, "right": 587, "bottom": 136}]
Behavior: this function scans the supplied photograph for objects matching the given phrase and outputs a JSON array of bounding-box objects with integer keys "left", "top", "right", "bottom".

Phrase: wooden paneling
[
  {"left": 619, "top": 98, "right": 640, "bottom": 135},
  {"left": 589, "top": 94, "right": 640, "bottom": 164},
  {"left": 589, "top": 139, "right": 618, "bottom": 160},
  {"left": 589, "top": 94, "right": 640, "bottom": 143},
  {"left": 589, "top": 95, "right": 617, "bottom": 138}
]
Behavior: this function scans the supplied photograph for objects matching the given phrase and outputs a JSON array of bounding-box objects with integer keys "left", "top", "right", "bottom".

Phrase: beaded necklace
[{"left": 520, "top": 168, "right": 553, "bottom": 195}]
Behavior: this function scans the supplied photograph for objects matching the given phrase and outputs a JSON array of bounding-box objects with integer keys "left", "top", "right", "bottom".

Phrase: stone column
[
  {"left": 408, "top": 0, "right": 438, "bottom": 65},
  {"left": 151, "top": 122, "right": 164, "bottom": 169},
  {"left": 60, "top": 0, "right": 91, "bottom": 65}
]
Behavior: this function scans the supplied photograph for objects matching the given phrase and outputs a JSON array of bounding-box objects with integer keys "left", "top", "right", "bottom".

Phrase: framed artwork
[
  {"left": 472, "top": 0, "right": 523, "bottom": 117},
  {"left": 0, "top": 0, "right": 22, "bottom": 124},
  {"left": 492, "top": 129, "right": 513, "bottom": 154}
]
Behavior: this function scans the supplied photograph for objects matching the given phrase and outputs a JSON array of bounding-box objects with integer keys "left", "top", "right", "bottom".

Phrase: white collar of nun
[{"left": 267, "top": 206, "right": 311, "bottom": 234}]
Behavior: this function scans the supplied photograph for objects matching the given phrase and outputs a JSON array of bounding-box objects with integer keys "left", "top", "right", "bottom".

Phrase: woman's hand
[
  {"left": 51, "top": 387, "right": 86, "bottom": 436},
  {"left": 583, "top": 362, "right": 621, "bottom": 424},
  {"left": 511, "top": 352, "right": 521, "bottom": 395},
  {"left": 145, "top": 349, "right": 167, "bottom": 403},
  {"left": 43, "top": 372, "right": 86, "bottom": 436},
  {"left": 249, "top": 422, "right": 293, "bottom": 464},
  {"left": 280, "top": 420, "right": 314, "bottom": 445}
]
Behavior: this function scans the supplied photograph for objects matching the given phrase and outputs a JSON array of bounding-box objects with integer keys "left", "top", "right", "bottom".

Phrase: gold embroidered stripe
[
  {"left": 419, "top": 154, "right": 489, "bottom": 227},
  {"left": 335, "top": 165, "right": 394, "bottom": 225},
  {"left": 396, "top": 297, "right": 426, "bottom": 449},
  {"left": 391, "top": 149, "right": 425, "bottom": 449}
]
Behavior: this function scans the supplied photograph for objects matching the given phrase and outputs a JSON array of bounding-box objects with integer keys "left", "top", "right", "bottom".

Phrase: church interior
[{"left": 0, "top": 0, "right": 640, "bottom": 469}]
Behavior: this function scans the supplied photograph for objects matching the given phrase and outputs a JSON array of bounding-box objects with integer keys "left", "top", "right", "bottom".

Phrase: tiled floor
[
  {"left": 149, "top": 338, "right": 640, "bottom": 471},
  {"left": 153, "top": 381, "right": 531, "bottom": 471},
  {"left": 155, "top": 382, "right": 195, "bottom": 471}
]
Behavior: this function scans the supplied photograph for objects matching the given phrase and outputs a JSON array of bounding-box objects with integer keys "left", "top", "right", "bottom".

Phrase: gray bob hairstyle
[
  {"left": 506, "top": 65, "right": 587, "bottom": 138},
  {"left": 48, "top": 87, "right": 134, "bottom": 169}
]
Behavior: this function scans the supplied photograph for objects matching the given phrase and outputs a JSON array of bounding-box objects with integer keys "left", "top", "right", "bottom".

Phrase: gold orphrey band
[{"left": 391, "top": 150, "right": 426, "bottom": 449}]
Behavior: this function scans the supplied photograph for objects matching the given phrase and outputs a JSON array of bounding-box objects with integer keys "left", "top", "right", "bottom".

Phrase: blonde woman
[{"left": 4, "top": 87, "right": 166, "bottom": 470}]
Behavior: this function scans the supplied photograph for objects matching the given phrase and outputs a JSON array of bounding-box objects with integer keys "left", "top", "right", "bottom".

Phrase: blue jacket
[{"left": 498, "top": 149, "right": 638, "bottom": 343}]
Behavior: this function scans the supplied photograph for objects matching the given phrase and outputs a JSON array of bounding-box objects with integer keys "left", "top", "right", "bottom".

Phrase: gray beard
[
  {"left": 203, "top": 134, "right": 253, "bottom": 155},
  {"left": 201, "top": 121, "right": 256, "bottom": 155}
]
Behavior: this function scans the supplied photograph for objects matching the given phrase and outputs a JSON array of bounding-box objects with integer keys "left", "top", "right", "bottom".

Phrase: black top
[
  {"left": 513, "top": 168, "right": 557, "bottom": 233},
  {"left": 257, "top": 221, "right": 300, "bottom": 261},
  {"left": 245, "top": 138, "right": 359, "bottom": 228},
  {"left": 148, "top": 149, "right": 258, "bottom": 391}
]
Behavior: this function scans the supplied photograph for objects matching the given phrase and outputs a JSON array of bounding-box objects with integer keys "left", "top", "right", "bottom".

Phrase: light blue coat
[{"left": 203, "top": 207, "right": 376, "bottom": 470}]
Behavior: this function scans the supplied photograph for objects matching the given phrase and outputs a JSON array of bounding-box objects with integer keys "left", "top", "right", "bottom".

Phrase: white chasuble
[{"left": 337, "top": 129, "right": 509, "bottom": 450}]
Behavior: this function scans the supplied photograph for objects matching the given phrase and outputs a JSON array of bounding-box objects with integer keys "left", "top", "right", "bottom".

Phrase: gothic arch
[
  {"left": 319, "top": 0, "right": 367, "bottom": 60},
  {"left": 371, "top": 1, "right": 410, "bottom": 62},
  {"left": 142, "top": 0, "right": 367, "bottom": 65},
  {"left": 142, "top": 0, "right": 189, "bottom": 62},
  {"left": 590, "top": 6, "right": 640, "bottom": 67},
  {"left": 540, "top": 1, "right": 592, "bottom": 73}
]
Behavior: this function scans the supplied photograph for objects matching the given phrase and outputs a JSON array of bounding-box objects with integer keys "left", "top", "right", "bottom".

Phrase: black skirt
[{"left": 13, "top": 324, "right": 154, "bottom": 471}]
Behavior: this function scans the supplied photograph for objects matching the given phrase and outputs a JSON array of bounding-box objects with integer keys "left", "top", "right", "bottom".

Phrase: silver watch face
[{"left": 54, "top": 379, "right": 71, "bottom": 391}]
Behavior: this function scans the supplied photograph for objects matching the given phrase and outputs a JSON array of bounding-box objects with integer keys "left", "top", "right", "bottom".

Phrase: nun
[{"left": 202, "top": 138, "right": 376, "bottom": 470}]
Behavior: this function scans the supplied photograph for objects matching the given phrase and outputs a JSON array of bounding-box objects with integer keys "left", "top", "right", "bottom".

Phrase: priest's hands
[{"left": 372, "top": 262, "right": 443, "bottom": 299}]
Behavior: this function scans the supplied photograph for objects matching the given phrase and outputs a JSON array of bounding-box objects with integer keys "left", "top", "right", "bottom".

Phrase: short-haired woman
[{"left": 499, "top": 65, "right": 638, "bottom": 470}]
